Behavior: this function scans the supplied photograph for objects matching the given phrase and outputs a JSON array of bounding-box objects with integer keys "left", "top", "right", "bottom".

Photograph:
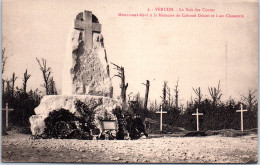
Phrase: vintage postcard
[{"left": 1, "top": 0, "right": 258, "bottom": 163}]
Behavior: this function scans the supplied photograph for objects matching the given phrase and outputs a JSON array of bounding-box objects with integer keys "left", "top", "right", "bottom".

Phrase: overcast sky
[{"left": 2, "top": 0, "right": 258, "bottom": 106}]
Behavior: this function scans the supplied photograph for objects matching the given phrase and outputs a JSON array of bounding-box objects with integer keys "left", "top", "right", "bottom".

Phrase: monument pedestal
[{"left": 29, "top": 95, "right": 121, "bottom": 136}]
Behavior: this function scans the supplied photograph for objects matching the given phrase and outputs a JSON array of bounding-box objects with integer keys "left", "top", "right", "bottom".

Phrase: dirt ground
[{"left": 1, "top": 130, "right": 258, "bottom": 163}]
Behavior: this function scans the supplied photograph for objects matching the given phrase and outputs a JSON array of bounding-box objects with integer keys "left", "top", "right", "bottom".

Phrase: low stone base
[{"left": 29, "top": 95, "right": 121, "bottom": 136}]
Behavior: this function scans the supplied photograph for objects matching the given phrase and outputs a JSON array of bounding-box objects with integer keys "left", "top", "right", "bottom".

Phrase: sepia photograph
[{"left": 1, "top": 0, "right": 258, "bottom": 163}]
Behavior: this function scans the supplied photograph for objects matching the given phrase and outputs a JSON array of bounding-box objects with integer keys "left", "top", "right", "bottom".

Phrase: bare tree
[
  {"left": 192, "top": 87, "right": 202, "bottom": 105},
  {"left": 185, "top": 94, "right": 194, "bottom": 109},
  {"left": 174, "top": 78, "right": 179, "bottom": 109},
  {"left": 2, "top": 79, "right": 5, "bottom": 94},
  {"left": 190, "top": 94, "right": 194, "bottom": 106},
  {"left": 6, "top": 79, "right": 11, "bottom": 95},
  {"left": 166, "top": 86, "right": 173, "bottom": 107},
  {"left": 2, "top": 46, "right": 11, "bottom": 94},
  {"left": 2, "top": 48, "right": 8, "bottom": 74},
  {"left": 2, "top": 38, "right": 13, "bottom": 74},
  {"left": 160, "top": 81, "right": 167, "bottom": 110},
  {"left": 241, "top": 89, "right": 257, "bottom": 111},
  {"left": 208, "top": 80, "right": 222, "bottom": 106},
  {"left": 2, "top": 42, "right": 12, "bottom": 94},
  {"left": 111, "top": 62, "right": 128, "bottom": 105},
  {"left": 10, "top": 73, "right": 18, "bottom": 97},
  {"left": 23, "top": 69, "right": 31, "bottom": 93},
  {"left": 36, "top": 58, "right": 51, "bottom": 95},
  {"left": 142, "top": 80, "right": 150, "bottom": 110},
  {"left": 155, "top": 99, "right": 158, "bottom": 111},
  {"left": 48, "top": 77, "right": 57, "bottom": 95}
]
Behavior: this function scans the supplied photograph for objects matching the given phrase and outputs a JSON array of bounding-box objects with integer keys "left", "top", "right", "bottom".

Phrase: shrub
[{"left": 44, "top": 109, "right": 78, "bottom": 138}]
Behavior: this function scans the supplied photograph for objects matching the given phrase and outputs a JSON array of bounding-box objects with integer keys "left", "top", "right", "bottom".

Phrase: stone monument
[
  {"left": 29, "top": 10, "right": 120, "bottom": 137},
  {"left": 62, "top": 10, "right": 113, "bottom": 97}
]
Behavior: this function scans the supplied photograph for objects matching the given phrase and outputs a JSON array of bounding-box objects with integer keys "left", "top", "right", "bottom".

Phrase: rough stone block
[{"left": 30, "top": 95, "right": 121, "bottom": 136}]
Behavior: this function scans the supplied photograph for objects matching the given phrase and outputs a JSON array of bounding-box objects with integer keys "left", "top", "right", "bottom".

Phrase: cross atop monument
[
  {"left": 236, "top": 104, "right": 247, "bottom": 132},
  {"left": 74, "top": 10, "right": 102, "bottom": 52},
  {"left": 192, "top": 108, "right": 203, "bottom": 131}
]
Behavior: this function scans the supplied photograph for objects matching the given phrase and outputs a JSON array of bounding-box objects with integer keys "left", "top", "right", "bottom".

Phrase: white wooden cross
[
  {"left": 2, "top": 103, "right": 14, "bottom": 129},
  {"left": 192, "top": 108, "right": 203, "bottom": 131},
  {"left": 156, "top": 105, "right": 167, "bottom": 131},
  {"left": 236, "top": 104, "right": 247, "bottom": 132}
]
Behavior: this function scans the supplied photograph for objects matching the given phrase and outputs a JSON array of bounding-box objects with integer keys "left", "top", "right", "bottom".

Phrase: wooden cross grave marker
[
  {"left": 192, "top": 108, "right": 203, "bottom": 131},
  {"left": 156, "top": 105, "right": 167, "bottom": 131},
  {"left": 236, "top": 104, "right": 247, "bottom": 132},
  {"left": 2, "top": 103, "right": 14, "bottom": 129},
  {"left": 74, "top": 10, "right": 102, "bottom": 52}
]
